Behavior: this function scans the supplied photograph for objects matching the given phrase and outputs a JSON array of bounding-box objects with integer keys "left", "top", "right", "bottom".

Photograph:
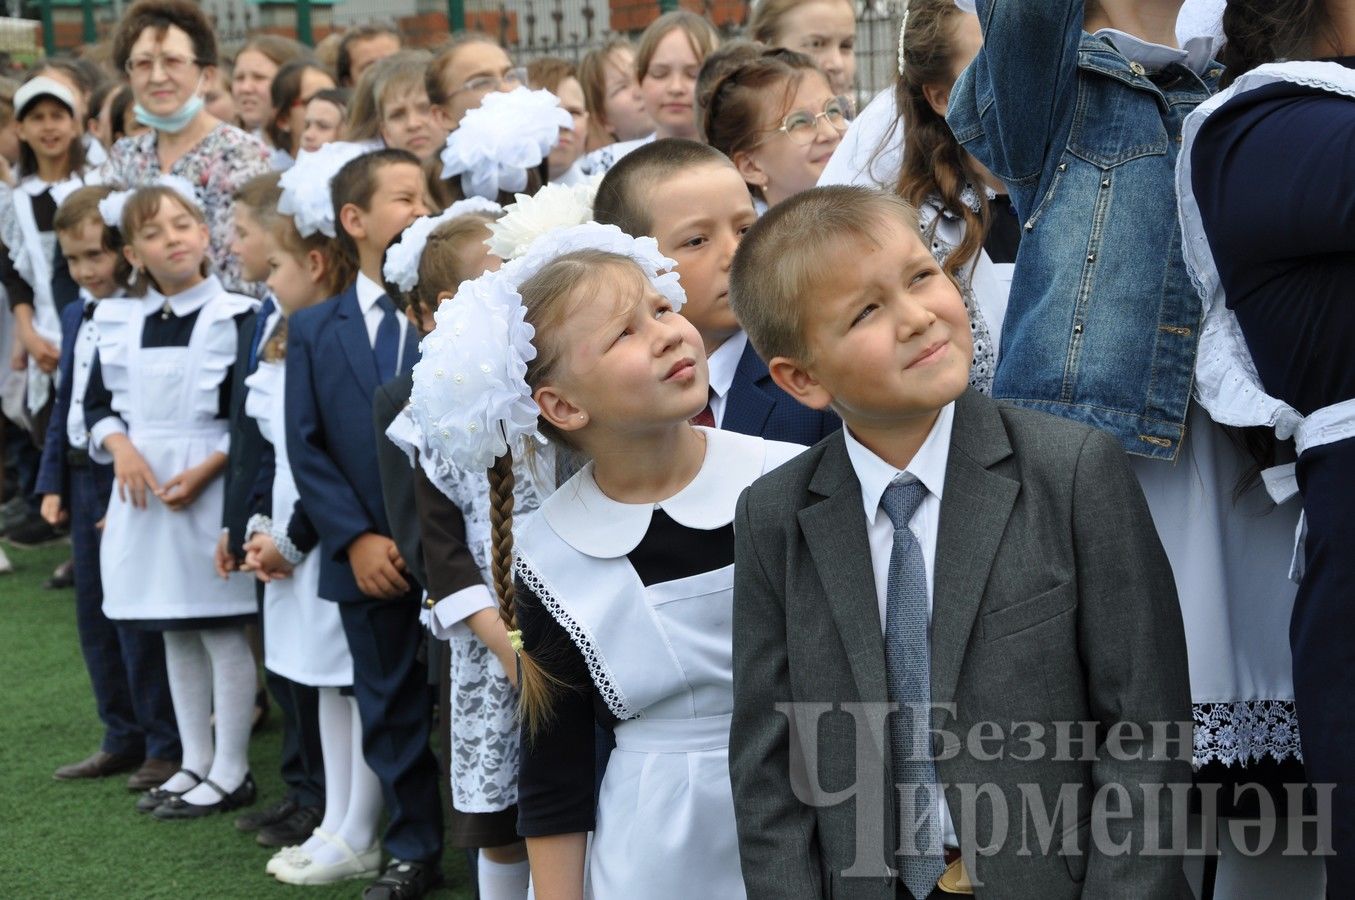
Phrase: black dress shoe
[
  {"left": 235, "top": 797, "right": 298, "bottom": 832},
  {"left": 257, "top": 804, "right": 324, "bottom": 847},
  {"left": 154, "top": 773, "right": 257, "bottom": 820},
  {"left": 135, "top": 769, "right": 202, "bottom": 813},
  {"left": 362, "top": 859, "right": 444, "bottom": 900}
]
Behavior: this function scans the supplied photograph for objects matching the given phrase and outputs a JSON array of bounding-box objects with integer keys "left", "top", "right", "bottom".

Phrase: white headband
[
  {"left": 99, "top": 173, "right": 203, "bottom": 229},
  {"left": 278, "top": 141, "right": 370, "bottom": 238},
  {"left": 408, "top": 222, "right": 685, "bottom": 470},
  {"left": 440, "top": 87, "right": 573, "bottom": 201},
  {"left": 383, "top": 197, "right": 503, "bottom": 293}
]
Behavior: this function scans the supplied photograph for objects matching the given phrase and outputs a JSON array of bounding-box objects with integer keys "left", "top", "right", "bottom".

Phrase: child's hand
[
  {"left": 9, "top": 342, "right": 25, "bottom": 371},
  {"left": 18, "top": 326, "right": 59, "bottom": 373},
  {"left": 158, "top": 461, "right": 217, "bottom": 511},
  {"left": 109, "top": 439, "right": 160, "bottom": 509},
  {"left": 243, "top": 533, "right": 294, "bottom": 583},
  {"left": 40, "top": 494, "right": 66, "bottom": 526},
  {"left": 348, "top": 533, "right": 409, "bottom": 599},
  {"left": 214, "top": 530, "right": 237, "bottom": 578}
]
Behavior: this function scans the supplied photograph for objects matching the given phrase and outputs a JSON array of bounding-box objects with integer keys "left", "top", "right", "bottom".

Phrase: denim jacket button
[
  {"left": 1101, "top": 179, "right": 1110, "bottom": 188},
  {"left": 1130, "top": 62, "right": 1147, "bottom": 76}
]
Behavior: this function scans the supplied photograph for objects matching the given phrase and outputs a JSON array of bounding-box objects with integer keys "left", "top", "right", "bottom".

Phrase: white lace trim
[
  {"left": 513, "top": 553, "right": 634, "bottom": 720},
  {"left": 1193, "top": 699, "right": 1302, "bottom": 768}
]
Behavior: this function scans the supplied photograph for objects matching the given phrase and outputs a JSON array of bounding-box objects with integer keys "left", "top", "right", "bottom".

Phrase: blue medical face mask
[{"left": 134, "top": 77, "right": 204, "bottom": 133}]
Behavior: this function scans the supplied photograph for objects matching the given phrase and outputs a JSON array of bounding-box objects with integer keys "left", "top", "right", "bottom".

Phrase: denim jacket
[{"left": 947, "top": 0, "right": 1222, "bottom": 460}]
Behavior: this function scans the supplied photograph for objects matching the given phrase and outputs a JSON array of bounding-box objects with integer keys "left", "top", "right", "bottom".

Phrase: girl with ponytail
[{"left": 405, "top": 215, "right": 804, "bottom": 900}]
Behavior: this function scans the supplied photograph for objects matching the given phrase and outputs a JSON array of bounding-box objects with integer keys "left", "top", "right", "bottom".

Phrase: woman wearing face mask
[{"left": 104, "top": 0, "right": 272, "bottom": 295}]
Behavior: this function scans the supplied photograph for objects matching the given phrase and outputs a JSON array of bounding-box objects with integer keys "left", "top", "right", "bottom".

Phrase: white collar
[
  {"left": 706, "top": 331, "right": 747, "bottom": 401},
  {"left": 542, "top": 426, "right": 768, "bottom": 558},
  {"left": 143, "top": 274, "right": 223, "bottom": 318},
  {"left": 356, "top": 271, "right": 386, "bottom": 314},
  {"left": 1095, "top": 28, "right": 1218, "bottom": 76},
  {"left": 81, "top": 285, "right": 124, "bottom": 308},
  {"left": 18, "top": 174, "right": 61, "bottom": 197},
  {"left": 843, "top": 401, "right": 955, "bottom": 523}
]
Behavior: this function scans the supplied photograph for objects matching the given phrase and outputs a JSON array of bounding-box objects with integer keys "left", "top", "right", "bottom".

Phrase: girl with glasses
[{"left": 702, "top": 49, "right": 848, "bottom": 212}]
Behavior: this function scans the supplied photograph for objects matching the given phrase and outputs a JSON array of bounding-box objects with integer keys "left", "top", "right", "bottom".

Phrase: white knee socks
[
  {"left": 301, "top": 688, "right": 354, "bottom": 856},
  {"left": 161, "top": 630, "right": 213, "bottom": 793},
  {"left": 478, "top": 857, "right": 531, "bottom": 900},
  {"left": 309, "top": 695, "right": 383, "bottom": 866},
  {"left": 180, "top": 627, "right": 256, "bottom": 805}
]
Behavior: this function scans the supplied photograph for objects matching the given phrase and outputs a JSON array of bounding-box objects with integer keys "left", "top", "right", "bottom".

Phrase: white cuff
[
  {"left": 87, "top": 416, "right": 126, "bottom": 465},
  {"left": 214, "top": 432, "right": 231, "bottom": 456},
  {"left": 424, "top": 583, "right": 496, "bottom": 641}
]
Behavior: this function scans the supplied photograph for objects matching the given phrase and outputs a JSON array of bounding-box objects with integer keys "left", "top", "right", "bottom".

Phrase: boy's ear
[
  {"left": 732, "top": 150, "right": 768, "bottom": 191},
  {"left": 767, "top": 355, "right": 835, "bottom": 411},
  {"left": 338, "top": 202, "right": 366, "bottom": 242},
  {"left": 534, "top": 383, "right": 588, "bottom": 434}
]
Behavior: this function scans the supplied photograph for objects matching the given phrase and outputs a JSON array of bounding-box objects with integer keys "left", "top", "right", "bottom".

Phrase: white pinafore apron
[
  {"left": 245, "top": 358, "right": 351, "bottom": 686},
  {"left": 512, "top": 428, "right": 804, "bottom": 900},
  {"left": 96, "top": 287, "right": 256, "bottom": 622},
  {"left": 6, "top": 173, "right": 100, "bottom": 413}
]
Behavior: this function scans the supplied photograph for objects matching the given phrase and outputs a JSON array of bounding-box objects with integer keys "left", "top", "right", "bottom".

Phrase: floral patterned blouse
[{"left": 104, "top": 122, "right": 271, "bottom": 295}]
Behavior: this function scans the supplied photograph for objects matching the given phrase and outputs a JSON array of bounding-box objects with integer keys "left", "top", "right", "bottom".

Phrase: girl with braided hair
[
  {"left": 383, "top": 199, "right": 544, "bottom": 900},
  {"left": 404, "top": 219, "right": 804, "bottom": 899}
]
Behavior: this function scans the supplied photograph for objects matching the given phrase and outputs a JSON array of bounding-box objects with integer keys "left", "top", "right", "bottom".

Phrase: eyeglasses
[
  {"left": 767, "top": 96, "right": 853, "bottom": 146},
  {"left": 125, "top": 53, "right": 201, "bottom": 79},
  {"left": 452, "top": 67, "right": 528, "bottom": 97}
]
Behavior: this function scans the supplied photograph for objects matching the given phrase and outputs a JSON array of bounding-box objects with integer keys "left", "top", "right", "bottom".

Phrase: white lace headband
[
  {"left": 383, "top": 197, "right": 503, "bottom": 293},
  {"left": 278, "top": 141, "right": 370, "bottom": 238},
  {"left": 898, "top": 0, "right": 912, "bottom": 76},
  {"left": 98, "top": 174, "right": 203, "bottom": 229},
  {"left": 408, "top": 222, "right": 685, "bottom": 470},
  {"left": 440, "top": 87, "right": 573, "bottom": 201}
]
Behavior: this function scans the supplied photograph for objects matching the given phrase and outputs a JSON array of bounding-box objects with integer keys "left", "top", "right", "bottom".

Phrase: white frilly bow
[
  {"left": 278, "top": 141, "right": 371, "bottom": 238},
  {"left": 383, "top": 197, "right": 503, "bottom": 293},
  {"left": 440, "top": 87, "right": 573, "bottom": 201},
  {"left": 485, "top": 177, "right": 602, "bottom": 262},
  {"left": 408, "top": 222, "right": 685, "bottom": 471},
  {"left": 98, "top": 173, "right": 203, "bottom": 229}
]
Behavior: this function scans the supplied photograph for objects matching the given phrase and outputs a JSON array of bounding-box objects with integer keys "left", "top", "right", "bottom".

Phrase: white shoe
[
  {"left": 0, "top": 546, "right": 13, "bottom": 574},
  {"left": 266, "top": 844, "right": 311, "bottom": 877},
  {"left": 273, "top": 832, "right": 381, "bottom": 886}
]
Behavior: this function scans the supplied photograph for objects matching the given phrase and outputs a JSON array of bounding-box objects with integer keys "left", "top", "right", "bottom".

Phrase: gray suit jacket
[{"left": 730, "top": 389, "right": 1192, "bottom": 900}]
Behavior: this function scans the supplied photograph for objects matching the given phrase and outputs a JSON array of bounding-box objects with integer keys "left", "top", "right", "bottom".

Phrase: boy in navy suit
[
  {"left": 727, "top": 188, "right": 1193, "bottom": 899},
  {"left": 285, "top": 149, "right": 443, "bottom": 899},
  {"left": 593, "top": 137, "right": 840, "bottom": 444},
  {"left": 38, "top": 185, "right": 178, "bottom": 790}
]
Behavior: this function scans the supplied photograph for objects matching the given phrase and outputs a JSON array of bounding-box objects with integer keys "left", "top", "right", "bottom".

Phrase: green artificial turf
[{"left": 0, "top": 541, "right": 472, "bottom": 899}]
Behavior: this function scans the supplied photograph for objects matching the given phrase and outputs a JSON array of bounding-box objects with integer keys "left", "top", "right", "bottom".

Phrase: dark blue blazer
[
  {"left": 285, "top": 283, "right": 420, "bottom": 604},
  {"left": 35, "top": 298, "right": 114, "bottom": 511},
  {"left": 723, "top": 340, "right": 840, "bottom": 445}
]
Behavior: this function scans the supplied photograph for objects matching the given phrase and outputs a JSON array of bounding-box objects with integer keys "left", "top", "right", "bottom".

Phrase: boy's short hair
[
  {"left": 592, "top": 137, "right": 731, "bottom": 238},
  {"left": 331, "top": 147, "right": 420, "bottom": 259},
  {"left": 337, "top": 23, "right": 402, "bottom": 87},
  {"left": 233, "top": 171, "right": 283, "bottom": 228},
  {"left": 729, "top": 186, "right": 920, "bottom": 364}
]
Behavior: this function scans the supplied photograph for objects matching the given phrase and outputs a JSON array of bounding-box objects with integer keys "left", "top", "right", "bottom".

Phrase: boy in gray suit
[{"left": 727, "top": 187, "right": 1193, "bottom": 900}]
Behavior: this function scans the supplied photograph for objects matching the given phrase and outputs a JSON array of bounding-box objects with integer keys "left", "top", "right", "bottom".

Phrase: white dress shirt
[
  {"left": 706, "top": 330, "right": 747, "bottom": 429},
  {"left": 355, "top": 271, "right": 408, "bottom": 361},
  {"left": 843, "top": 400, "right": 958, "bottom": 848}
]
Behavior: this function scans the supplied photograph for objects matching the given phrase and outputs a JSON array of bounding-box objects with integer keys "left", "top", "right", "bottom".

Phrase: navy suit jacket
[
  {"left": 35, "top": 298, "right": 113, "bottom": 511},
  {"left": 285, "top": 283, "right": 420, "bottom": 604},
  {"left": 723, "top": 340, "right": 840, "bottom": 445}
]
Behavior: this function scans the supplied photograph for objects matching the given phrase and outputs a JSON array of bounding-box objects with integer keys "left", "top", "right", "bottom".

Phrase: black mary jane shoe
[
  {"left": 153, "top": 773, "right": 257, "bottom": 820},
  {"left": 362, "top": 859, "right": 444, "bottom": 900},
  {"left": 135, "top": 769, "right": 202, "bottom": 814}
]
